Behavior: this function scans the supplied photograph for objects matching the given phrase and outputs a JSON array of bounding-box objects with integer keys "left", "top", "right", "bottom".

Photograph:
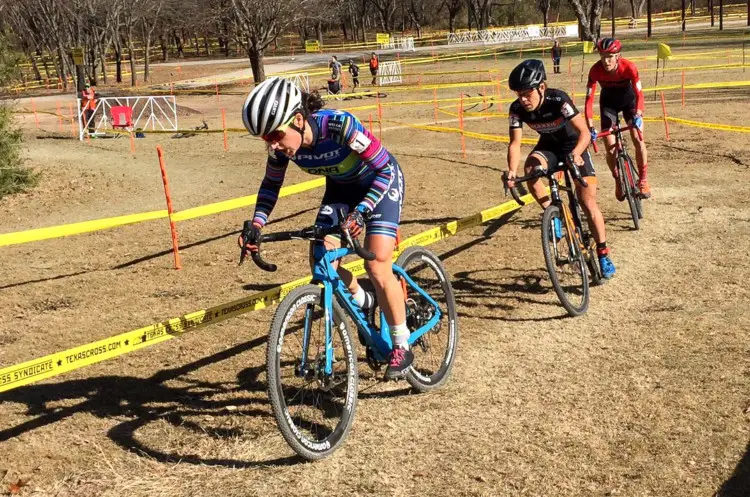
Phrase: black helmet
[{"left": 508, "top": 60, "right": 546, "bottom": 92}]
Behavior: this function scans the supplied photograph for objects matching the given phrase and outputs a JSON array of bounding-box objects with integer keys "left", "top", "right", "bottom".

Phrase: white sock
[
  {"left": 392, "top": 322, "right": 410, "bottom": 349},
  {"left": 353, "top": 286, "right": 366, "bottom": 307}
]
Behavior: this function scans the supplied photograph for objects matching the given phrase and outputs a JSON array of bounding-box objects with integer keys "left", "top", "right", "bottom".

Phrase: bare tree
[
  {"left": 438, "top": 0, "right": 463, "bottom": 33},
  {"left": 629, "top": 0, "right": 646, "bottom": 18},
  {"left": 567, "top": 0, "right": 605, "bottom": 40},
  {"left": 230, "top": 0, "right": 304, "bottom": 83},
  {"left": 139, "top": 0, "right": 164, "bottom": 82},
  {"left": 369, "top": 0, "right": 398, "bottom": 31},
  {"left": 466, "top": 0, "right": 491, "bottom": 30},
  {"left": 537, "top": 0, "right": 551, "bottom": 26}
]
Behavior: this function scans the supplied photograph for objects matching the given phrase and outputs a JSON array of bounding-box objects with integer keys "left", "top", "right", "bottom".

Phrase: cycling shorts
[
  {"left": 529, "top": 139, "right": 596, "bottom": 178},
  {"left": 315, "top": 155, "right": 405, "bottom": 239},
  {"left": 600, "top": 88, "right": 637, "bottom": 130}
]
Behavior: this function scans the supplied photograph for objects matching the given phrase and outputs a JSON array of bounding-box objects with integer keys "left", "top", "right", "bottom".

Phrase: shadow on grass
[
  {"left": 0, "top": 335, "right": 302, "bottom": 467},
  {"left": 716, "top": 440, "right": 750, "bottom": 497}
]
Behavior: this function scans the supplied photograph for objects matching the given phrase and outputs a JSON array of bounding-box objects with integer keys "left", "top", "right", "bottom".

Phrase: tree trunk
[
  {"left": 449, "top": 13, "right": 455, "bottom": 33},
  {"left": 647, "top": 0, "right": 652, "bottom": 36},
  {"left": 248, "top": 44, "right": 265, "bottom": 83},
  {"left": 204, "top": 33, "right": 211, "bottom": 56},
  {"left": 30, "top": 56, "right": 42, "bottom": 82},
  {"left": 543, "top": 8, "right": 549, "bottom": 27},
  {"left": 175, "top": 30, "right": 184, "bottom": 57},
  {"left": 316, "top": 21, "right": 323, "bottom": 45},
  {"left": 719, "top": 0, "right": 723, "bottom": 30},
  {"left": 101, "top": 52, "right": 108, "bottom": 84},
  {"left": 341, "top": 22, "right": 348, "bottom": 40},
  {"left": 194, "top": 33, "right": 200, "bottom": 56},
  {"left": 127, "top": 37, "right": 136, "bottom": 86},
  {"left": 115, "top": 44, "right": 123, "bottom": 83},
  {"left": 681, "top": 0, "right": 686, "bottom": 31},
  {"left": 611, "top": 0, "right": 615, "bottom": 36},
  {"left": 161, "top": 34, "right": 169, "bottom": 62},
  {"left": 144, "top": 35, "right": 151, "bottom": 82}
]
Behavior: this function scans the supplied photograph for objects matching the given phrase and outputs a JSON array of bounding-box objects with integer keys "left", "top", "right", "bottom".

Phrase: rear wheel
[
  {"left": 541, "top": 205, "right": 589, "bottom": 316},
  {"left": 395, "top": 247, "right": 459, "bottom": 392}
]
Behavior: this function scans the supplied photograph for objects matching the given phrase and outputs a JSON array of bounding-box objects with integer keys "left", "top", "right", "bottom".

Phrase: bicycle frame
[
  {"left": 302, "top": 243, "right": 443, "bottom": 375},
  {"left": 546, "top": 168, "right": 587, "bottom": 258}
]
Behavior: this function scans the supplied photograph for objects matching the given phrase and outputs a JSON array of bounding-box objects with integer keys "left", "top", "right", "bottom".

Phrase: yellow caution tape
[
  {"left": 0, "top": 210, "right": 169, "bottom": 248},
  {"left": 0, "top": 177, "right": 326, "bottom": 248},
  {"left": 0, "top": 193, "right": 534, "bottom": 393},
  {"left": 386, "top": 119, "right": 537, "bottom": 145},
  {"left": 171, "top": 177, "right": 326, "bottom": 222},
  {"left": 666, "top": 116, "right": 750, "bottom": 133}
]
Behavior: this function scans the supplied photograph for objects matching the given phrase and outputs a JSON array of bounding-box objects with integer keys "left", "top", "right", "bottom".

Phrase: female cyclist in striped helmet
[
  {"left": 585, "top": 38, "right": 651, "bottom": 199},
  {"left": 239, "top": 77, "right": 412, "bottom": 380}
]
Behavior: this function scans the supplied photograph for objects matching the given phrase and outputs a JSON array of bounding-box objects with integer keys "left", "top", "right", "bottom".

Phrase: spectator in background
[
  {"left": 81, "top": 82, "right": 97, "bottom": 134},
  {"left": 329, "top": 55, "right": 343, "bottom": 80},
  {"left": 348, "top": 59, "right": 360, "bottom": 91},
  {"left": 551, "top": 40, "right": 562, "bottom": 74},
  {"left": 369, "top": 52, "right": 379, "bottom": 86}
]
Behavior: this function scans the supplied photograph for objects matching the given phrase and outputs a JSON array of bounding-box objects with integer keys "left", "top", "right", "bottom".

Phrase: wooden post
[
  {"left": 156, "top": 146, "right": 182, "bottom": 270},
  {"left": 660, "top": 91, "right": 670, "bottom": 141}
]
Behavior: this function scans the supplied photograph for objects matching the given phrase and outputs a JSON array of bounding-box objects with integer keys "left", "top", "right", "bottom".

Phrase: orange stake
[
  {"left": 433, "top": 88, "right": 438, "bottom": 124},
  {"left": 568, "top": 57, "right": 572, "bottom": 75},
  {"left": 215, "top": 81, "right": 220, "bottom": 101},
  {"left": 660, "top": 91, "right": 670, "bottom": 141},
  {"left": 130, "top": 131, "right": 136, "bottom": 154},
  {"left": 221, "top": 108, "right": 228, "bottom": 151},
  {"left": 369, "top": 113, "right": 374, "bottom": 134},
  {"left": 31, "top": 98, "right": 39, "bottom": 129},
  {"left": 56, "top": 102, "right": 63, "bottom": 132},
  {"left": 156, "top": 146, "right": 182, "bottom": 270}
]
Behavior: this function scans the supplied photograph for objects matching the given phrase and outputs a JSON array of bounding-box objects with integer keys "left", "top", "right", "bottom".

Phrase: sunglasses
[{"left": 261, "top": 115, "right": 296, "bottom": 143}]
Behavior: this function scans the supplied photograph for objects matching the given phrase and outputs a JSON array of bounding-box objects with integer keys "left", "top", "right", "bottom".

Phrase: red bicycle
[{"left": 593, "top": 120, "right": 644, "bottom": 230}]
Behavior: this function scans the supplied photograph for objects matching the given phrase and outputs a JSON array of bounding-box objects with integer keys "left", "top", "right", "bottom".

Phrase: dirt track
[{"left": 1, "top": 41, "right": 749, "bottom": 496}]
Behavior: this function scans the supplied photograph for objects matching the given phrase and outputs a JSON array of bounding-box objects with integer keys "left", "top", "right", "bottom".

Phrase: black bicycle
[
  {"left": 503, "top": 159, "right": 603, "bottom": 317},
  {"left": 593, "top": 120, "right": 644, "bottom": 230}
]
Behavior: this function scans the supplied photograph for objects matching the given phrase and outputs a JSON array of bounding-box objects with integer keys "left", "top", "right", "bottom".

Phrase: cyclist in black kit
[{"left": 505, "top": 59, "right": 615, "bottom": 278}]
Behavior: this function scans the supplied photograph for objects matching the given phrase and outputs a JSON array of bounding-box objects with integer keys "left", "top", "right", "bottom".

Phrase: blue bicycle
[{"left": 243, "top": 217, "right": 458, "bottom": 460}]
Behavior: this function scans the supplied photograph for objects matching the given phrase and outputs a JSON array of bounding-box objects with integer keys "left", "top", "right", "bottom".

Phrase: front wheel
[
  {"left": 618, "top": 155, "right": 641, "bottom": 230},
  {"left": 541, "top": 206, "right": 589, "bottom": 316},
  {"left": 266, "top": 284, "right": 358, "bottom": 461},
  {"left": 395, "top": 247, "right": 459, "bottom": 392}
]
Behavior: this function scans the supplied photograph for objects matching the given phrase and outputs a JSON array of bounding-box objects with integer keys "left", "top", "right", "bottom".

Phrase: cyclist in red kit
[{"left": 586, "top": 38, "right": 651, "bottom": 199}]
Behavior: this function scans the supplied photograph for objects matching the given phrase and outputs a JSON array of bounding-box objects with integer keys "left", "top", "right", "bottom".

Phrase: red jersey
[{"left": 585, "top": 58, "right": 644, "bottom": 120}]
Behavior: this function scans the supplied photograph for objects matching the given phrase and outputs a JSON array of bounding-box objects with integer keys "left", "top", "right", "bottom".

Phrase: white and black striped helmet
[{"left": 242, "top": 77, "right": 302, "bottom": 136}]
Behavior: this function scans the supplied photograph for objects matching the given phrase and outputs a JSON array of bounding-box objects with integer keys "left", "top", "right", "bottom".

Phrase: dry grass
[{"left": 1, "top": 38, "right": 749, "bottom": 497}]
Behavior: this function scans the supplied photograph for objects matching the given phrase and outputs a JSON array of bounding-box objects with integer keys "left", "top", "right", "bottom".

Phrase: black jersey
[{"left": 509, "top": 88, "right": 580, "bottom": 149}]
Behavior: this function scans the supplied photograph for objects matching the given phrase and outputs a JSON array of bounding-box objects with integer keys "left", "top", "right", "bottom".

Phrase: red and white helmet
[{"left": 596, "top": 38, "right": 622, "bottom": 54}]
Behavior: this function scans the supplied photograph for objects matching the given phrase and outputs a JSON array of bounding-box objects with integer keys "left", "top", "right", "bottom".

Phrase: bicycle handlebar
[
  {"left": 592, "top": 123, "right": 643, "bottom": 153},
  {"left": 240, "top": 211, "right": 376, "bottom": 273},
  {"left": 502, "top": 157, "right": 588, "bottom": 203}
]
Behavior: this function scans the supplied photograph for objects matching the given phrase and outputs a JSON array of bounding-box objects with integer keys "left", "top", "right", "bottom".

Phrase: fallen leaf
[{"left": 8, "top": 478, "right": 28, "bottom": 495}]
